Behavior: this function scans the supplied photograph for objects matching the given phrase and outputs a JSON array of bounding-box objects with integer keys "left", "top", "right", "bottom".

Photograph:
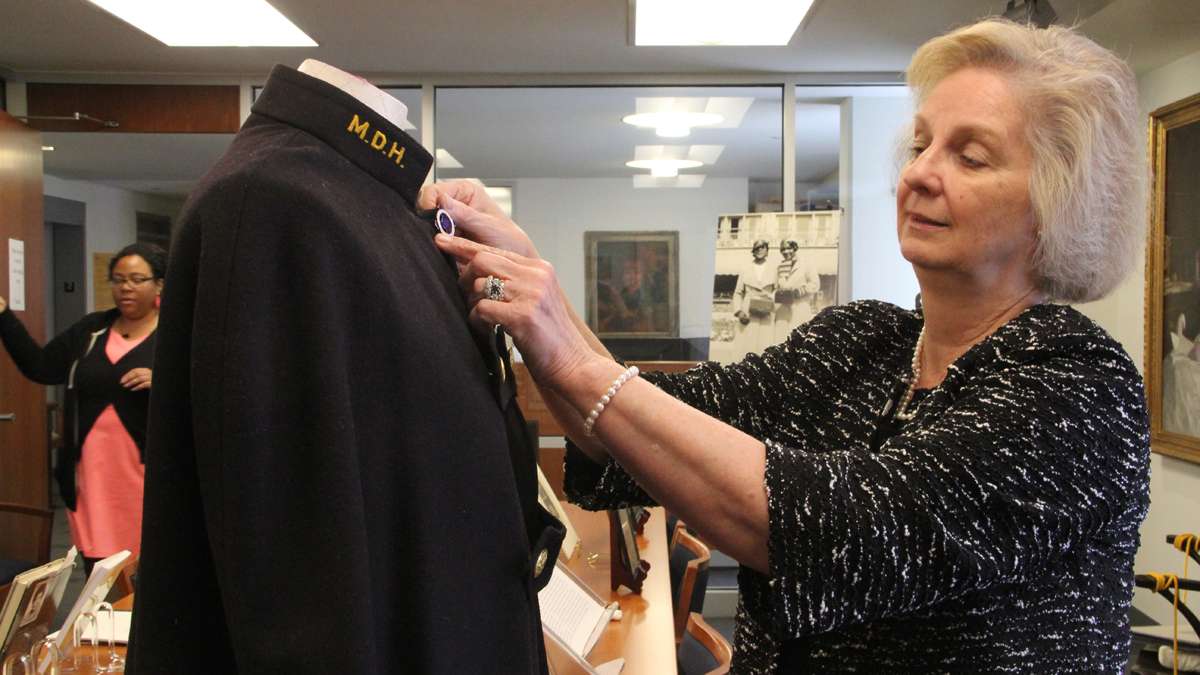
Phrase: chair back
[
  {"left": 0, "top": 502, "right": 53, "bottom": 562},
  {"left": 666, "top": 512, "right": 681, "bottom": 548},
  {"left": 677, "top": 612, "right": 731, "bottom": 675},
  {"left": 0, "top": 502, "right": 54, "bottom": 588},
  {"left": 670, "top": 526, "right": 711, "bottom": 642}
]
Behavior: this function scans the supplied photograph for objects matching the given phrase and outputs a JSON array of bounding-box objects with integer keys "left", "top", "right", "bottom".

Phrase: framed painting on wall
[
  {"left": 1146, "top": 91, "right": 1200, "bottom": 464},
  {"left": 584, "top": 231, "right": 679, "bottom": 339}
]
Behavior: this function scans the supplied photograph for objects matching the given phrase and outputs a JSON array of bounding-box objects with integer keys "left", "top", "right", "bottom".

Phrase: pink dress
[{"left": 66, "top": 331, "right": 147, "bottom": 558}]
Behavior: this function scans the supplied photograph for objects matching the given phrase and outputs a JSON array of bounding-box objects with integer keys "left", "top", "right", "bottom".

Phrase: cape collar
[{"left": 251, "top": 65, "right": 432, "bottom": 206}]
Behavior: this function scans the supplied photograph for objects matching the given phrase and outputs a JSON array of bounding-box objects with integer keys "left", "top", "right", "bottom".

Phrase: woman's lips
[{"left": 908, "top": 212, "right": 949, "bottom": 229}]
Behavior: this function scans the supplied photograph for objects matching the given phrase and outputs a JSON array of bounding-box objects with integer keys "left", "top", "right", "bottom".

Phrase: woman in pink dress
[{"left": 0, "top": 243, "right": 164, "bottom": 575}]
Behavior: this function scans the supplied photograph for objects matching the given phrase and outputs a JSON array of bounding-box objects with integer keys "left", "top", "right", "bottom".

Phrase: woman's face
[
  {"left": 752, "top": 245, "right": 768, "bottom": 262},
  {"left": 896, "top": 67, "right": 1038, "bottom": 288},
  {"left": 109, "top": 254, "right": 161, "bottom": 319}
]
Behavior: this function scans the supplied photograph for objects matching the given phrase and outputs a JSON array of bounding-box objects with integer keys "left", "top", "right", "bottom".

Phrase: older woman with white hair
[{"left": 425, "top": 18, "right": 1149, "bottom": 673}]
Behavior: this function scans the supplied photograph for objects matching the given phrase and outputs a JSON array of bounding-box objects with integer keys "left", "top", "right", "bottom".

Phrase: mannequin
[{"left": 297, "top": 59, "right": 414, "bottom": 131}]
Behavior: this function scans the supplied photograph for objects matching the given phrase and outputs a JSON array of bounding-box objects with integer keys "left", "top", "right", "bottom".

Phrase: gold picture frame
[
  {"left": 584, "top": 231, "right": 679, "bottom": 338},
  {"left": 1145, "top": 91, "right": 1200, "bottom": 464}
]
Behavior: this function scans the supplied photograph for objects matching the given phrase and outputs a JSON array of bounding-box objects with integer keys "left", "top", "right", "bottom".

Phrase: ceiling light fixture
[
  {"left": 622, "top": 111, "right": 724, "bottom": 138},
  {"left": 86, "top": 0, "right": 317, "bottom": 47},
  {"left": 41, "top": 146, "right": 55, "bottom": 152},
  {"left": 633, "top": 0, "right": 816, "bottom": 46},
  {"left": 625, "top": 158, "right": 703, "bottom": 178}
]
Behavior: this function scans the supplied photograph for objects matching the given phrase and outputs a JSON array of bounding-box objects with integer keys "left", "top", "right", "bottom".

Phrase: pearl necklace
[{"left": 893, "top": 325, "right": 926, "bottom": 422}]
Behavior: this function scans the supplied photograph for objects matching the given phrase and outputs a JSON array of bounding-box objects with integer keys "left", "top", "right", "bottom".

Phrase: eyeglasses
[{"left": 108, "top": 275, "right": 156, "bottom": 287}]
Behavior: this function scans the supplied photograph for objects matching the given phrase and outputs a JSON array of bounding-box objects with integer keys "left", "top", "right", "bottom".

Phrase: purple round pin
[{"left": 435, "top": 208, "right": 455, "bottom": 236}]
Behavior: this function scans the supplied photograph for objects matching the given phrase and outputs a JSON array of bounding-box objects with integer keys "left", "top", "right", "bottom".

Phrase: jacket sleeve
[
  {"left": 564, "top": 308, "right": 842, "bottom": 510},
  {"left": 0, "top": 307, "right": 84, "bottom": 385},
  {"left": 763, "top": 352, "right": 1149, "bottom": 638}
]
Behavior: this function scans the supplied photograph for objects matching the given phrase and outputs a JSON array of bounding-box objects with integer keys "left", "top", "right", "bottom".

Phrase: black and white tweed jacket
[{"left": 566, "top": 300, "right": 1150, "bottom": 673}]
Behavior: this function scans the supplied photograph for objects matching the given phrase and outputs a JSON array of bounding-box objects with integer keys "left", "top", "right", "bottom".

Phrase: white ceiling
[
  {"left": 0, "top": 0, "right": 1007, "bottom": 75},
  {"left": 5, "top": 0, "right": 1200, "bottom": 197},
  {"left": 436, "top": 86, "right": 813, "bottom": 182}
]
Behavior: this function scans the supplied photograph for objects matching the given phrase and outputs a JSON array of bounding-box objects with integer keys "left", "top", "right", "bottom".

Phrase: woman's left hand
[
  {"left": 418, "top": 180, "right": 539, "bottom": 259},
  {"left": 121, "top": 367, "right": 153, "bottom": 391},
  {"left": 434, "top": 233, "right": 596, "bottom": 389}
]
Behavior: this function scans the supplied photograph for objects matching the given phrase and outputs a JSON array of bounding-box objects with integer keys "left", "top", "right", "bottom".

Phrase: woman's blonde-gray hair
[{"left": 906, "top": 18, "right": 1144, "bottom": 303}]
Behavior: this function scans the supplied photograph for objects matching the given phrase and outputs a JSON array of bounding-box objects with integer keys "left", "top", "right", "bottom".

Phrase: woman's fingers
[
  {"left": 121, "top": 367, "right": 152, "bottom": 390},
  {"left": 465, "top": 274, "right": 531, "bottom": 306},
  {"left": 421, "top": 183, "right": 538, "bottom": 258},
  {"left": 436, "top": 233, "right": 532, "bottom": 267},
  {"left": 458, "top": 251, "right": 524, "bottom": 295},
  {"left": 437, "top": 194, "right": 496, "bottom": 240},
  {"left": 416, "top": 181, "right": 473, "bottom": 212},
  {"left": 466, "top": 300, "right": 513, "bottom": 337},
  {"left": 417, "top": 180, "right": 503, "bottom": 219}
]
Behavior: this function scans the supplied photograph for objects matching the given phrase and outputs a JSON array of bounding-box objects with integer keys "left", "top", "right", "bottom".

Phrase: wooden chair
[
  {"left": 677, "top": 612, "right": 732, "bottom": 675},
  {"left": 0, "top": 502, "right": 54, "bottom": 600},
  {"left": 665, "top": 512, "right": 683, "bottom": 548},
  {"left": 669, "top": 525, "right": 711, "bottom": 643}
]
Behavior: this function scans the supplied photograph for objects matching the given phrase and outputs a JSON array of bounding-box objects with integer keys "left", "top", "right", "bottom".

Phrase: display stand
[
  {"left": 630, "top": 507, "right": 651, "bottom": 537},
  {"left": 608, "top": 509, "right": 649, "bottom": 594}
]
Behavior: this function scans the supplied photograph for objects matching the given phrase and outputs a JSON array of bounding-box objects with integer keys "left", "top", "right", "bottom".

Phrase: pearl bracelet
[{"left": 582, "top": 365, "right": 640, "bottom": 436}]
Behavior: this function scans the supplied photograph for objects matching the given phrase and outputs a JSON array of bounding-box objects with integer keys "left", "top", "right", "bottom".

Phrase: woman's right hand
[
  {"left": 417, "top": 180, "right": 539, "bottom": 259},
  {"left": 0, "top": 295, "right": 6, "bottom": 313},
  {"left": 434, "top": 234, "right": 596, "bottom": 390}
]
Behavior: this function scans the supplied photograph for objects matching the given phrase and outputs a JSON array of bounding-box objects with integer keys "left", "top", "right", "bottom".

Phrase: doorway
[{"left": 43, "top": 195, "right": 87, "bottom": 408}]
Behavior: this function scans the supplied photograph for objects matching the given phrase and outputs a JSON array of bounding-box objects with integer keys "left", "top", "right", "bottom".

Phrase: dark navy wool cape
[{"left": 128, "top": 65, "right": 562, "bottom": 674}]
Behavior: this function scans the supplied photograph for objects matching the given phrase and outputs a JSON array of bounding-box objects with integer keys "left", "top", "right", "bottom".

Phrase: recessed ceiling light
[
  {"left": 41, "top": 146, "right": 55, "bottom": 152},
  {"left": 86, "top": 0, "right": 317, "bottom": 47},
  {"left": 633, "top": 0, "right": 815, "bottom": 46},
  {"left": 625, "top": 158, "right": 704, "bottom": 178},
  {"left": 622, "top": 111, "right": 723, "bottom": 138}
]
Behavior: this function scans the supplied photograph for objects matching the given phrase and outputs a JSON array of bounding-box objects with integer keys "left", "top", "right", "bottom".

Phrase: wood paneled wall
[{"left": 26, "top": 83, "right": 240, "bottom": 133}]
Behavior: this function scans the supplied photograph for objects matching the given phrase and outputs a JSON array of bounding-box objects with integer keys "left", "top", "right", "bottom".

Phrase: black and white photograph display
[{"left": 709, "top": 211, "right": 840, "bottom": 364}]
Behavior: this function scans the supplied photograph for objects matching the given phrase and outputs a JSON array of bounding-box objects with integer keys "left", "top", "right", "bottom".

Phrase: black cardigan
[
  {"left": 0, "top": 306, "right": 154, "bottom": 509},
  {"left": 567, "top": 300, "right": 1150, "bottom": 673}
]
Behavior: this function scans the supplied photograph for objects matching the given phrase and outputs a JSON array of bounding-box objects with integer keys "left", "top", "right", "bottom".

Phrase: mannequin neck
[{"left": 298, "top": 59, "right": 413, "bottom": 131}]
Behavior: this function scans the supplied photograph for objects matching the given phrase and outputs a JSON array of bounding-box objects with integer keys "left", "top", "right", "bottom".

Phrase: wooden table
[
  {"left": 59, "top": 508, "right": 676, "bottom": 674},
  {"left": 559, "top": 503, "right": 676, "bottom": 674}
]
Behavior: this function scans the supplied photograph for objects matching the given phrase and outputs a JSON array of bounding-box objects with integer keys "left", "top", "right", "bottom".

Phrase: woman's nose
[{"left": 902, "top": 147, "right": 942, "bottom": 196}]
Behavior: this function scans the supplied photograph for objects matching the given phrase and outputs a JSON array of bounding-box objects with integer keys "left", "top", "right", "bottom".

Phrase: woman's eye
[
  {"left": 909, "top": 145, "right": 926, "bottom": 159},
  {"left": 961, "top": 154, "right": 986, "bottom": 168}
]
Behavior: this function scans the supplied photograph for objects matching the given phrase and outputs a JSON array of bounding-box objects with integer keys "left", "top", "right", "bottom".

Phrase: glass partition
[{"left": 435, "top": 86, "right": 783, "bottom": 360}]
